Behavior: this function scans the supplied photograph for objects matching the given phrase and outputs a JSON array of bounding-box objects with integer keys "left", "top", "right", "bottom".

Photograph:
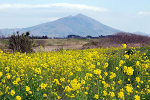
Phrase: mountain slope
[{"left": 0, "top": 14, "right": 121, "bottom": 37}]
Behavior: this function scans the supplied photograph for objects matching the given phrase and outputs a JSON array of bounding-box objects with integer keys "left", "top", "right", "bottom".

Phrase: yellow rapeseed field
[{"left": 0, "top": 44, "right": 150, "bottom": 100}]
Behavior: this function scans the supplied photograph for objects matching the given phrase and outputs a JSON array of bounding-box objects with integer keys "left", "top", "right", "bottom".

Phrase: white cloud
[
  {"left": 138, "top": 11, "right": 150, "bottom": 15},
  {"left": 0, "top": 3, "right": 109, "bottom": 12}
]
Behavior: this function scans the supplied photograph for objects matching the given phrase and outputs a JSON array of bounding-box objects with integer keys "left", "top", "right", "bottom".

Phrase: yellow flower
[
  {"left": 16, "top": 77, "right": 21, "bottom": 82},
  {"left": 5, "top": 67, "right": 10, "bottom": 72},
  {"left": 11, "top": 90, "right": 15, "bottom": 96},
  {"left": 116, "top": 67, "right": 119, "bottom": 71},
  {"left": 26, "top": 86, "right": 30, "bottom": 92},
  {"left": 15, "top": 96, "right": 21, "bottom": 100},
  {"left": 125, "top": 84, "right": 133, "bottom": 95},
  {"left": 29, "top": 91, "right": 32, "bottom": 94},
  {"left": 102, "top": 81, "right": 110, "bottom": 89},
  {"left": 39, "top": 45, "right": 42, "bottom": 49},
  {"left": 103, "top": 90, "right": 107, "bottom": 96},
  {"left": 35, "top": 68, "right": 41, "bottom": 74},
  {"left": 70, "top": 94, "right": 75, "bottom": 98},
  {"left": 136, "top": 61, "right": 140, "bottom": 66},
  {"left": 109, "top": 92, "right": 115, "bottom": 98},
  {"left": 135, "top": 91, "right": 139, "bottom": 93},
  {"left": 124, "top": 66, "right": 128, "bottom": 73},
  {"left": 64, "top": 86, "right": 72, "bottom": 92},
  {"left": 145, "top": 72, "right": 149, "bottom": 75},
  {"left": 85, "top": 87, "right": 89, "bottom": 90},
  {"left": 137, "top": 85, "right": 140, "bottom": 88},
  {"left": 109, "top": 72, "right": 116, "bottom": 79},
  {"left": 122, "top": 43, "right": 127, "bottom": 49},
  {"left": 43, "top": 94, "right": 47, "bottom": 97},
  {"left": 128, "top": 78, "right": 130, "bottom": 81},
  {"left": 84, "top": 92, "right": 88, "bottom": 95},
  {"left": 135, "top": 77, "right": 140, "bottom": 83},
  {"left": 70, "top": 79, "right": 81, "bottom": 91},
  {"left": 112, "top": 86, "right": 114, "bottom": 90},
  {"left": 93, "top": 94, "right": 99, "bottom": 99},
  {"left": 124, "top": 54, "right": 129, "bottom": 59},
  {"left": 118, "top": 91, "right": 124, "bottom": 100},
  {"left": 126, "top": 67, "right": 134, "bottom": 76},
  {"left": 146, "top": 89, "right": 150, "bottom": 94},
  {"left": 118, "top": 80, "right": 122, "bottom": 84},
  {"left": 134, "top": 95, "right": 140, "bottom": 100},
  {"left": 57, "top": 95, "right": 61, "bottom": 99},
  {"left": 60, "top": 77, "right": 65, "bottom": 82},
  {"left": 146, "top": 85, "right": 149, "bottom": 88},
  {"left": 103, "top": 63, "right": 109, "bottom": 68},
  {"left": 119, "top": 60, "right": 124, "bottom": 67},
  {"left": 99, "top": 75, "right": 102, "bottom": 79},
  {"left": 69, "top": 72, "right": 73, "bottom": 76},
  {"left": 0, "top": 91, "right": 3, "bottom": 95},
  {"left": 5, "top": 86, "right": 10, "bottom": 93},
  {"left": 53, "top": 79, "right": 61, "bottom": 85},
  {"left": 6, "top": 73, "right": 11, "bottom": 79},
  {"left": 0, "top": 72, "right": 3, "bottom": 77},
  {"left": 140, "top": 81, "right": 143, "bottom": 84},
  {"left": 97, "top": 62, "right": 100, "bottom": 66},
  {"left": 141, "top": 90, "right": 145, "bottom": 94},
  {"left": 81, "top": 79, "right": 85, "bottom": 85},
  {"left": 13, "top": 81, "right": 18, "bottom": 85},
  {"left": 93, "top": 69, "right": 101, "bottom": 75},
  {"left": 40, "top": 83, "right": 47, "bottom": 89},
  {"left": 104, "top": 71, "right": 108, "bottom": 77}
]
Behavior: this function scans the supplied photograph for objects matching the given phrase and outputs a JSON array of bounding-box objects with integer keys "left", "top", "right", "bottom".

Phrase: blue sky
[{"left": 0, "top": 0, "right": 150, "bottom": 34}]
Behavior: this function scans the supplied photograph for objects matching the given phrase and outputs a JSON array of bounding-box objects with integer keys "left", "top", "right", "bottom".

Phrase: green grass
[{"left": 0, "top": 39, "right": 8, "bottom": 46}]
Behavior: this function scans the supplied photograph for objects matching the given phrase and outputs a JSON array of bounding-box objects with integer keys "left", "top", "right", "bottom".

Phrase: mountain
[
  {"left": 133, "top": 31, "right": 149, "bottom": 36},
  {"left": 0, "top": 14, "right": 121, "bottom": 37}
]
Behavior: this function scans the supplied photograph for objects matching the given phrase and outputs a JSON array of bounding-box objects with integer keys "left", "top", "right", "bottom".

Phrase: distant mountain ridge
[
  {"left": 0, "top": 14, "right": 121, "bottom": 37},
  {"left": 133, "top": 31, "right": 149, "bottom": 36}
]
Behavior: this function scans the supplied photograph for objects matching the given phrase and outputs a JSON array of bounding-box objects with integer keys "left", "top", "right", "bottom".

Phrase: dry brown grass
[
  {"left": 33, "top": 44, "right": 84, "bottom": 52},
  {"left": 33, "top": 39, "right": 90, "bottom": 52}
]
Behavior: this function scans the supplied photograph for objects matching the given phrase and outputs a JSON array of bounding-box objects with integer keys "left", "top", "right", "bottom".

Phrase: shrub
[
  {"left": 110, "top": 32, "right": 150, "bottom": 45},
  {"left": 8, "top": 31, "right": 34, "bottom": 53}
]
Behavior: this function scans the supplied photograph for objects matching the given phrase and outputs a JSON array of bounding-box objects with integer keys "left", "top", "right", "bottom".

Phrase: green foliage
[
  {"left": 1, "top": 39, "right": 8, "bottom": 46},
  {"left": 82, "top": 40, "right": 99, "bottom": 47},
  {"left": 125, "top": 48, "right": 134, "bottom": 55},
  {"left": 8, "top": 31, "right": 34, "bottom": 53},
  {"left": 146, "top": 48, "right": 150, "bottom": 59}
]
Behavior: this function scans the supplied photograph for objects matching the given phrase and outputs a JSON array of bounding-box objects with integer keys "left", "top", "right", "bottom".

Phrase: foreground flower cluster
[{"left": 0, "top": 45, "right": 150, "bottom": 100}]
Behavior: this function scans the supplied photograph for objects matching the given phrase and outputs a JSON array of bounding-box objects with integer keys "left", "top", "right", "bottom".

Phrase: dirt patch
[{"left": 33, "top": 44, "right": 84, "bottom": 52}]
